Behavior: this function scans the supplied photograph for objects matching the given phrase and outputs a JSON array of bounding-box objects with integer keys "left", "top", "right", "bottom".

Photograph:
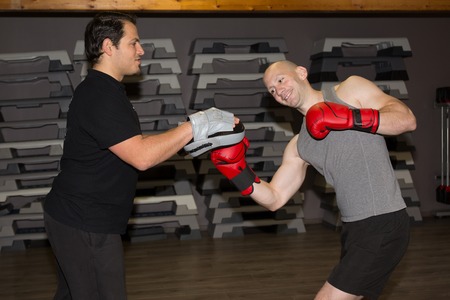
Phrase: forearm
[
  {"left": 139, "top": 122, "right": 193, "bottom": 168},
  {"left": 110, "top": 122, "right": 193, "bottom": 171},
  {"left": 377, "top": 102, "right": 417, "bottom": 136},
  {"left": 342, "top": 76, "right": 417, "bottom": 136},
  {"left": 250, "top": 181, "right": 286, "bottom": 211},
  {"left": 250, "top": 158, "right": 307, "bottom": 211},
  {"left": 210, "top": 134, "right": 307, "bottom": 208},
  {"left": 112, "top": 107, "right": 239, "bottom": 170}
]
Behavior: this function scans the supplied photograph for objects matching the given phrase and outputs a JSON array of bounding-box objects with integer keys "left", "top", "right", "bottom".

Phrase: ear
[
  {"left": 101, "top": 38, "right": 114, "bottom": 56},
  {"left": 295, "top": 66, "right": 308, "bottom": 80}
]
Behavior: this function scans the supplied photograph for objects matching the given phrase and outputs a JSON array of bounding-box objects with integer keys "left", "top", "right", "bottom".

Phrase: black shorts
[{"left": 328, "top": 209, "right": 410, "bottom": 300}]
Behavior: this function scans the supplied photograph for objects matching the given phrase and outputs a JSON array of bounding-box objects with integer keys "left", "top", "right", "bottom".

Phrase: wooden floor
[{"left": 1, "top": 217, "right": 450, "bottom": 300}]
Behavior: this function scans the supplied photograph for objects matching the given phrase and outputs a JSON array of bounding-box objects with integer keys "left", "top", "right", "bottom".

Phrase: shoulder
[
  {"left": 285, "top": 135, "right": 301, "bottom": 159},
  {"left": 338, "top": 75, "right": 374, "bottom": 90},
  {"left": 336, "top": 76, "right": 386, "bottom": 108}
]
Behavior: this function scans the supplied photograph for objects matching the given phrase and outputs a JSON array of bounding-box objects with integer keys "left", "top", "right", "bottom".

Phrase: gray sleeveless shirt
[{"left": 298, "top": 86, "right": 406, "bottom": 222}]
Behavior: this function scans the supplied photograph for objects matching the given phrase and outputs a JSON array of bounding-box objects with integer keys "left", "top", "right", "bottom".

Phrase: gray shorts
[{"left": 328, "top": 209, "right": 410, "bottom": 300}]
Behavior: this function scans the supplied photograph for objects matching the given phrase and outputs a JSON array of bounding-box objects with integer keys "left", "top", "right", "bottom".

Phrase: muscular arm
[
  {"left": 337, "top": 76, "right": 417, "bottom": 136},
  {"left": 250, "top": 135, "right": 309, "bottom": 211},
  {"left": 109, "top": 122, "right": 193, "bottom": 171}
]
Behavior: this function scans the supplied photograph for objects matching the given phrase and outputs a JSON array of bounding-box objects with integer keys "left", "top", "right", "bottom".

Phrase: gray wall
[{"left": 1, "top": 14, "right": 449, "bottom": 222}]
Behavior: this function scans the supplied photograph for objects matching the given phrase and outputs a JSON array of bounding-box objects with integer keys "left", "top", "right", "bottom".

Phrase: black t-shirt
[{"left": 45, "top": 69, "right": 142, "bottom": 234}]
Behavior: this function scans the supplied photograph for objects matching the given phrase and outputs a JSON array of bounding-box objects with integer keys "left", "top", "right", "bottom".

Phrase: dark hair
[{"left": 84, "top": 12, "right": 137, "bottom": 65}]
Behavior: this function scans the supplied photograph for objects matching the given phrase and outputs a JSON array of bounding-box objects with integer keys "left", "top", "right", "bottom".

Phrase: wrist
[
  {"left": 230, "top": 165, "right": 260, "bottom": 196},
  {"left": 188, "top": 111, "right": 208, "bottom": 141},
  {"left": 352, "top": 108, "right": 379, "bottom": 133}
]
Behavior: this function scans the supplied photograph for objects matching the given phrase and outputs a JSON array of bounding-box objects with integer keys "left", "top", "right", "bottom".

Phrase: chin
[{"left": 129, "top": 69, "right": 142, "bottom": 76}]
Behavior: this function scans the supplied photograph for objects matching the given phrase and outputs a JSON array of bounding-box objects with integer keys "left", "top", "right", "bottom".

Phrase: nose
[
  {"left": 275, "top": 87, "right": 283, "bottom": 97},
  {"left": 137, "top": 43, "right": 145, "bottom": 56}
]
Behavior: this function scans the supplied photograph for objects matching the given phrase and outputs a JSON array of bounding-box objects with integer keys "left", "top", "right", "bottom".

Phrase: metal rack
[{"left": 435, "top": 87, "right": 450, "bottom": 217}]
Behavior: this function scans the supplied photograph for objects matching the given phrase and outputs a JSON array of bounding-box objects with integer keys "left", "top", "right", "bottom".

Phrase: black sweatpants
[{"left": 44, "top": 212, "right": 127, "bottom": 300}]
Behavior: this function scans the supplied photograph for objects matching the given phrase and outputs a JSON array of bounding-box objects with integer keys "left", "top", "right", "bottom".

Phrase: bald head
[
  {"left": 262, "top": 60, "right": 311, "bottom": 111},
  {"left": 264, "top": 60, "right": 298, "bottom": 85},
  {"left": 265, "top": 60, "right": 297, "bottom": 75}
]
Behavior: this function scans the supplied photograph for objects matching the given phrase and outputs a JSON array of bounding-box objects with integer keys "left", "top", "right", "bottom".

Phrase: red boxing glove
[
  {"left": 306, "top": 101, "right": 380, "bottom": 140},
  {"left": 211, "top": 137, "right": 260, "bottom": 196}
]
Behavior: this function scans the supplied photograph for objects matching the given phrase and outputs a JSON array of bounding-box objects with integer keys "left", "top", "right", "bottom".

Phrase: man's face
[
  {"left": 263, "top": 65, "right": 300, "bottom": 109},
  {"left": 112, "top": 21, "right": 144, "bottom": 78}
]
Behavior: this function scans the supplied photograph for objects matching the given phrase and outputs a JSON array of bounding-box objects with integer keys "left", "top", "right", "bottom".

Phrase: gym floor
[{"left": 1, "top": 217, "right": 449, "bottom": 299}]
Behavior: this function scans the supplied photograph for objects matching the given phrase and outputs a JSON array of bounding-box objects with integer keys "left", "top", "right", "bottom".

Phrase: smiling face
[{"left": 263, "top": 61, "right": 306, "bottom": 110}]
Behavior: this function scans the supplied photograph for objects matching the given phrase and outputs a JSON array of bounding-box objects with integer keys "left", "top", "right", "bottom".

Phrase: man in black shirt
[{"left": 44, "top": 12, "right": 236, "bottom": 300}]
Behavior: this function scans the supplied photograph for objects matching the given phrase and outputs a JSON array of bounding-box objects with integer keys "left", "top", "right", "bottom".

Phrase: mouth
[{"left": 282, "top": 90, "right": 292, "bottom": 102}]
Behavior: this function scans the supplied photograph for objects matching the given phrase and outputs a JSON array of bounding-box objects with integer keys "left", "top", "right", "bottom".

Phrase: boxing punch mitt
[
  {"left": 306, "top": 101, "right": 379, "bottom": 140},
  {"left": 211, "top": 137, "right": 260, "bottom": 196},
  {"left": 183, "top": 107, "right": 245, "bottom": 157}
]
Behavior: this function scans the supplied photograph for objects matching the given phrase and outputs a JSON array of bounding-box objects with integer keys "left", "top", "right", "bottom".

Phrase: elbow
[
  {"left": 134, "top": 164, "right": 148, "bottom": 172},
  {"left": 259, "top": 189, "right": 289, "bottom": 212},
  {"left": 392, "top": 114, "right": 417, "bottom": 135},
  {"left": 266, "top": 201, "right": 284, "bottom": 212},
  {"left": 132, "top": 161, "right": 147, "bottom": 171},
  {"left": 267, "top": 206, "right": 279, "bottom": 212},
  {"left": 132, "top": 158, "right": 157, "bottom": 171},
  {"left": 411, "top": 118, "right": 417, "bottom": 132},
  {"left": 407, "top": 115, "right": 417, "bottom": 132},
  {"left": 250, "top": 196, "right": 281, "bottom": 212}
]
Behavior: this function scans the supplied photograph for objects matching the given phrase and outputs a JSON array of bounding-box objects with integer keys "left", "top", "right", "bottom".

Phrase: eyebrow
[{"left": 126, "top": 37, "right": 140, "bottom": 45}]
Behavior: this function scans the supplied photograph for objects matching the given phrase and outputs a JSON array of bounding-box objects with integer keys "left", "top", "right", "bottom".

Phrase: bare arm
[
  {"left": 250, "top": 135, "right": 309, "bottom": 211},
  {"left": 109, "top": 106, "right": 240, "bottom": 171},
  {"left": 109, "top": 121, "right": 193, "bottom": 171},
  {"left": 337, "top": 76, "right": 417, "bottom": 136}
]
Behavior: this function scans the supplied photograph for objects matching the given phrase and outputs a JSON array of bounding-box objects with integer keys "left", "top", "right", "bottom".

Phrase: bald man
[{"left": 211, "top": 60, "right": 417, "bottom": 300}]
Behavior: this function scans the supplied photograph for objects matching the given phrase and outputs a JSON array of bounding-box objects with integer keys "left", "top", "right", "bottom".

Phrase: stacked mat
[
  {"left": 188, "top": 38, "right": 306, "bottom": 238},
  {"left": 0, "top": 50, "right": 74, "bottom": 250},
  {"left": 0, "top": 39, "right": 203, "bottom": 251},
  {"left": 309, "top": 37, "right": 422, "bottom": 228}
]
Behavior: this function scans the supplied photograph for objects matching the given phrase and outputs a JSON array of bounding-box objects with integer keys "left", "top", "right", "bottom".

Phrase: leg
[
  {"left": 315, "top": 281, "right": 364, "bottom": 300},
  {"left": 326, "top": 210, "right": 410, "bottom": 300},
  {"left": 91, "top": 231, "right": 127, "bottom": 300},
  {"left": 44, "top": 212, "right": 127, "bottom": 300},
  {"left": 45, "top": 212, "right": 80, "bottom": 300},
  {"left": 53, "top": 258, "right": 72, "bottom": 300}
]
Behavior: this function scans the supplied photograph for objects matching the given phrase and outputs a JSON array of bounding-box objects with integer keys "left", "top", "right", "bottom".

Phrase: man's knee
[{"left": 315, "top": 281, "right": 363, "bottom": 300}]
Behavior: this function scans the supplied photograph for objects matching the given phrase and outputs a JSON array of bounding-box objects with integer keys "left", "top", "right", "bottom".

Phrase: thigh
[
  {"left": 328, "top": 209, "right": 410, "bottom": 299},
  {"left": 45, "top": 212, "right": 127, "bottom": 300},
  {"left": 91, "top": 231, "right": 127, "bottom": 300},
  {"left": 362, "top": 210, "right": 410, "bottom": 298}
]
